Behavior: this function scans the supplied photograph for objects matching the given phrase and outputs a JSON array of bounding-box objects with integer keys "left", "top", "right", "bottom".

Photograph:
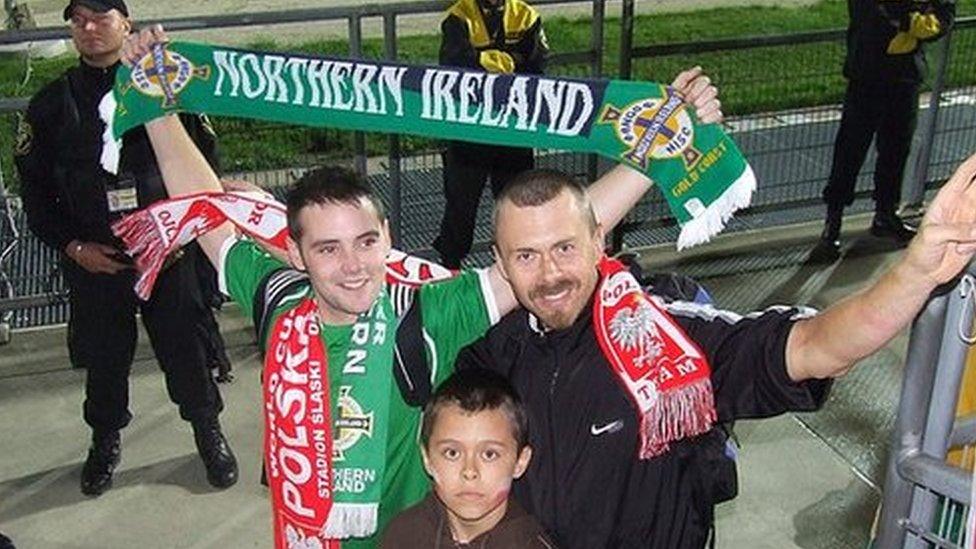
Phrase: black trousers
[
  {"left": 63, "top": 245, "right": 224, "bottom": 433},
  {"left": 434, "top": 142, "right": 534, "bottom": 269},
  {"left": 195, "top": 257, "right": 230, "bottom": 370},
  {"left": 823, "top": 78, "right": 919, "bottom": 212}
]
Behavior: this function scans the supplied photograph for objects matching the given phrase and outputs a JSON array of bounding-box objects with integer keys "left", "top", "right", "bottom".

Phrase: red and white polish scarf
[{"left": 593, "top": 257, "right": 717, "bottom": 459}]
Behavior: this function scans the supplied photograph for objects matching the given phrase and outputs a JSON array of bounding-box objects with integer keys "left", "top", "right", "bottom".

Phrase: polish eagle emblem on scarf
[{"left": 609, "top": 298, "right": 665, "bottom": 370}]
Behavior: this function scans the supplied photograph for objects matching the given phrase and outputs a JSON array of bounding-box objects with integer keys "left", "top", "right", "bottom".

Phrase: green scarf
[{"left": 101, "top": 41, "right": 755, "bottom": 248}]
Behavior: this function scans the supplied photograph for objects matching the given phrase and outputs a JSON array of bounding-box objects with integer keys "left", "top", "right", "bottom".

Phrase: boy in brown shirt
[{"left": 381, "top": 369, "right": 556, "bottom": 548}]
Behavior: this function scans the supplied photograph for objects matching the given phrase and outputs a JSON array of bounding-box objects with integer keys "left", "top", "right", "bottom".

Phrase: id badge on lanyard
[{"left": 106, "top": 173, "right": 139, "bottom": 213}]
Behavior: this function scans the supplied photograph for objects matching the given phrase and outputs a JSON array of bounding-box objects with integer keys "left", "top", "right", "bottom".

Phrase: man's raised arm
[
  {"left": 123, "top": 27, "right": 233, "bottom": 266},
  {"left": 786, "top": 152, "right": 976, "bottom": 382},
  {"left": 144, "top": 115, "right": 234, "bottom": 266},
  {"left": 486, "top": 66, "right": 724, "bottom": 316}
]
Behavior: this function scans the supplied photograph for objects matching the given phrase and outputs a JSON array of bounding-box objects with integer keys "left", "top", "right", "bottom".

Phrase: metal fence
[
  {"left": 0, "top": 3, "right": 975, "bottom": 331},
  {"left": 0, "top": 0, "right": 609, "bottom": 330},
  {"left": 615, "top": 13, "right": 976, "bottom": 248},
  {"left": 876, "top": 268, "right": 976, "bottom": 548}
]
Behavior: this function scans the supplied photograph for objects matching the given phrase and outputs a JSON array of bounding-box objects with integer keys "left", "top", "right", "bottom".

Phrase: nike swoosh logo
[{"left": 590, "top": 420, "right": 623, "bottom": 436}]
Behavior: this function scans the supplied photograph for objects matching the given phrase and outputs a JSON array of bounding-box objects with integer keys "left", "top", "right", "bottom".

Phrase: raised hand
[
  {"left": 903, "top": 152, "right": 976, "bottom": 286},
  {"left": 671, "top": 66, "right": 722, "bottom": 125},
  {"left": 121, "top": 24, "right": 168, "bottom": 68}
]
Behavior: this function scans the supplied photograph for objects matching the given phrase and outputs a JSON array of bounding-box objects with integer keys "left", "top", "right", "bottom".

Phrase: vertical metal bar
[
  {"left": 590, "top": 0, "right": 605, "bottom": 78},
  {"left": 876, "top": 291, "right": 948, "bottom": 548},
  {"left": 384, "top": 12, "right": 402, "bottom": 247},
  {"left": 904, "top": 272, "right": 974, "bottom": 548},
  {"left": 348, "top": 15, "right": 368, "bottom": 177},
  {"left": 607, "top": 0, "right": 632, "bottom": 252},
  {"left": 587, "top": 0, "right": 608, "bottom": 248},
  {"left": 904, "top": 30, "right": 954, "bottom": 209},
  {"left": 618, "top": 0, "right": 635, "bottom": 80}
]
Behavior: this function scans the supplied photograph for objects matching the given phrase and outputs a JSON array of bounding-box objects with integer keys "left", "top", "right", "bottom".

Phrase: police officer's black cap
[{"left": 63, "top": 0, "right": 129, "bottom": 21}]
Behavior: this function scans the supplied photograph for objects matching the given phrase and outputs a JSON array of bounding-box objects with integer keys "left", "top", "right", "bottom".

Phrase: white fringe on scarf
[
  {"left": 322, "top": 503, "right": 378, "bottom": 539},
  {"left": 676, "top": 163, "right": 756, "bottom": 251},
  {"left": 639, "top": 378, "right": 717, "bottom": 459},
  {"left": 99, "top": 91, "right": 121, "bottom": 175}
]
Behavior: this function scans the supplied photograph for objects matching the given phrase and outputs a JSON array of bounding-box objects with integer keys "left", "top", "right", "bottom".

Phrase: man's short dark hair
[
  {"left": 493, "top": 169, "right": 597, "bottom": 236},
  {"left": 285, "top": 166, "right": 386, "bottom": 241},
  {"left": 421, "top": 369, "right": 529, "bottom": 450}
]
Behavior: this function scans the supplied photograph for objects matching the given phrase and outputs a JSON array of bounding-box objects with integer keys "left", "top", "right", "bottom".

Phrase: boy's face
[{"left": 422, "top": 404, "right": 532, "bottom": 530}]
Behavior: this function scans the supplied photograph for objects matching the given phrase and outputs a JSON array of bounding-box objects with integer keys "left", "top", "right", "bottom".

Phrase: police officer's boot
[
  {"left": 80, "top": 429, "right": 120, "bottom": 496},
  {"left": 870, "top": 207, "right": 917, "bottom": 245},
  {"left": 810, "top": 206, "right": 843, "bottom": 263},
  {"left": 0, "top": 530, "right": 15, "bottom": 549},
  {"left": 192, "top": 417, "right": 238, "bottom": 489}
]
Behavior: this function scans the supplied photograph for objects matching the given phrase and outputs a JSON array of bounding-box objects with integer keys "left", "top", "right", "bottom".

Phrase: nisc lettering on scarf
[
  {"left": 670, "top": 140, "right": 730, "bottom": 198},
  {"left": 211, "top": 50, "right": 595, "bottom": 137}
]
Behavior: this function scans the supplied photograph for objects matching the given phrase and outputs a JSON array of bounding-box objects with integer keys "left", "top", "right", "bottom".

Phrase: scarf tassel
[
  {"left": 676, "top": 164, "right": 756, "bottom": 251},
  {"left": 639, "top": 378, "right": 718, "bottom": 459},
  {"left": 99, "top": 91, "right": 122, "bottom": 175},
  {"left": 322, "top": 503, "right": 378, "bottom": 539},
  {"left": 111, "top": 208, "right": 169, "bottom": 299}
]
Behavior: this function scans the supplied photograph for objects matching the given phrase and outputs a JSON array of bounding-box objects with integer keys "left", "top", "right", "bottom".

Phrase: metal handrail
[
  {"left": 632, "top": 28, "right": 846, "bottom": 58},
  {"left": 0, "top": 293, "right": 65, "bottom": 313},
  {"left": 627, "top": 15, "right": 975, "bottom": 59},
  {"left": 0, "top": 0, "right": 606, "bottom": 45}
]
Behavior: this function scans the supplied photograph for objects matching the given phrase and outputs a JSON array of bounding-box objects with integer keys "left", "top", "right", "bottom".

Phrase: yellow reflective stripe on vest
[
  {"left": 447, "top": 0, "right": 540, "bottom": 49},
  {"left": 909, "top": 12, "right": 941, "bottom": 39},
  {"left": 502, "top": 0, "right": 540, "bottom": 44}
]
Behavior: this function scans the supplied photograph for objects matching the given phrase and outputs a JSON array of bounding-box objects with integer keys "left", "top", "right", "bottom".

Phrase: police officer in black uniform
[
  {"left": 813, "top": 0, "right": 955, "bottom": 261},
  {"left": 433, "top": 0, "right": 549, "bottom": 269},
  {"left": 14, "top": 0, "right": 237, "bottom": 496}
]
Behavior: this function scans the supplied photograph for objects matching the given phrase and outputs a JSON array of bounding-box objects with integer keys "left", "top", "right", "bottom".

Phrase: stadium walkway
[{"left": 0, "top": 215, "right": 905, "bottom": 548}]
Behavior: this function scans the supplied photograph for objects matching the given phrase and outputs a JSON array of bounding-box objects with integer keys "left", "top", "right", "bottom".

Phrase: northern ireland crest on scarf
[{"left": 593, "top": 257, "right": 717, "bottom": 459}]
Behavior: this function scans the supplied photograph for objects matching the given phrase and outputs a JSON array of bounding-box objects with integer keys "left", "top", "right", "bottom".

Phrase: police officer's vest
[
  {"left": 44, "top": 70, "right": 118, "bottom": 233},
  {"left": 43, "top": 67, "right": 169, "bottom": 235},
  {"left": 447, "top": 0, "right": 540, "bottom": 50}
]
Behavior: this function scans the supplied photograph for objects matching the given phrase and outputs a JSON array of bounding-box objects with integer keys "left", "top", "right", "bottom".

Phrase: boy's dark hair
[
  {"left": 492, "top": 169, "right": 597, "bottom": 236},
  {"left": 422, "top": 369, "right": 529, "bottom": 450},
  {"left": 285, "top": 166, "right": 387, "bottom": 241}
]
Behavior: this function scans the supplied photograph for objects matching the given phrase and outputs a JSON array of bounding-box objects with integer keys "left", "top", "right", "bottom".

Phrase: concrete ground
[{"left": 0, "top": 219, "right": 901, "bottom": 548}]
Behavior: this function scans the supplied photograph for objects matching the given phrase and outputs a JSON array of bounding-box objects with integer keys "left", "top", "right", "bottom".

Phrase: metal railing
[
  {"left": 614, "top": 8, "right": 976, "bottom": 248},
  {"left": 876, "top": 269, "right": 976, "bottom": 548},
  {"left": 0, "top": 0, "right": 608, "bottom": 330},
  {"left": 0, "top": 4, "right": 975, "bottom": 331}
]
